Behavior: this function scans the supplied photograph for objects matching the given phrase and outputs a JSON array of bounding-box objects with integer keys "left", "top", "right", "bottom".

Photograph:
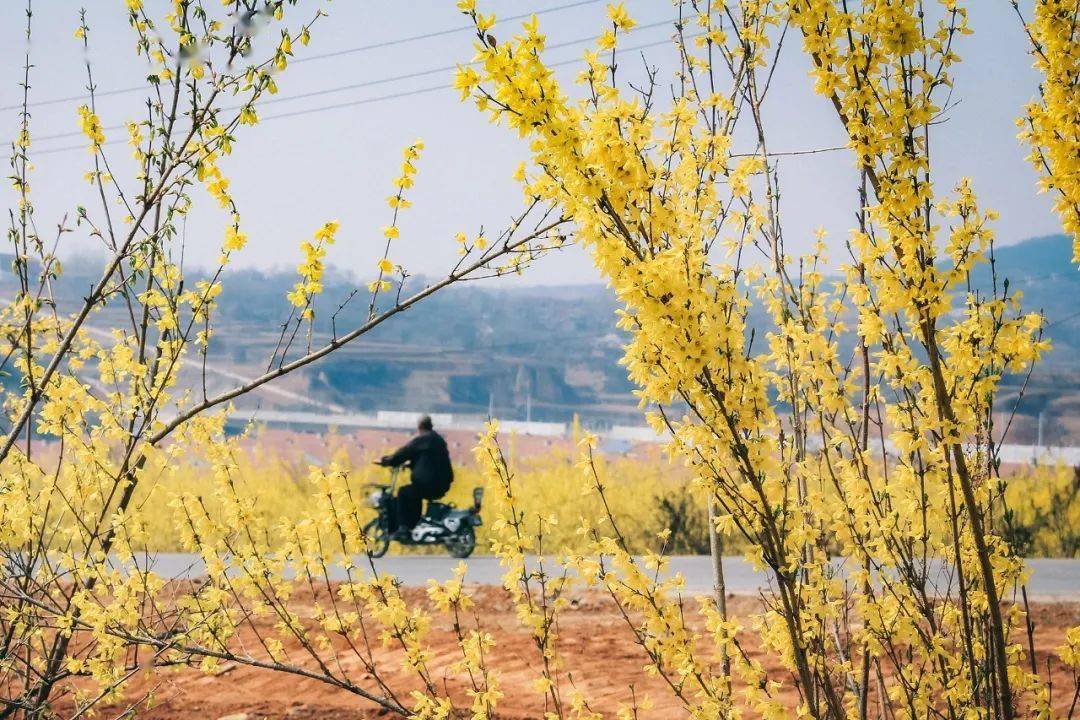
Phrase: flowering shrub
[
  {"left": 1018, "top": 0, "right": 1080, "bottom": 263},
  {"left": 1002, "top": 464, "right": 1080, "bottom": 559},
  {"left": 1, "top": 0, "right": 1079, "bottom": 718},
  {"left": 109, "top": 434, "right": 706, "bottom": 555},
  {"left": 453, "top": 0, "right": 1080, "bottom": 717},
  {"left": 0, "top": 0, "right": 562, "bottom": 716}
]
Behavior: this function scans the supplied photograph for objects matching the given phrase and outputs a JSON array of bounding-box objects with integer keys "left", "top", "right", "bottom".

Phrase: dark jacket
[{"left": 383, "top": 430, "right": 454, "bottom": 496}]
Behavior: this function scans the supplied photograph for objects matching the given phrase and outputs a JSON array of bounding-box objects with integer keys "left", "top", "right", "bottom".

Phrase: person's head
[{"left": 417, "top": 414, "right": 433, "bottom": 432}]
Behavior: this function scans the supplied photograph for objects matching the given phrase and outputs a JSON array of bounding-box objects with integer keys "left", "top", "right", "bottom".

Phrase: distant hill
[
  {"left": 968, "top": 234, "right": 1078, "bottom": 366},
  {"left": 988, "top": 234, "right": 1074, "bottom": 278},
  {"left": 971, "top": 234, "right": 1077, "bottom": 321},
  {"left": 967, "top": 234, "right": 1080, "bottom": 445},
  {"left": 1, "top": 234, "right": 1076, "bottom": 437}
]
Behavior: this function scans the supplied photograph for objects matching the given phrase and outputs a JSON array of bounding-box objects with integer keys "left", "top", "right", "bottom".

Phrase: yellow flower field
[
  {"left": 128, "top": 432, "right": 711, "bottom": 556},
  {"left": 121, "top": 432, "right": 1079, "bottom": 558}
]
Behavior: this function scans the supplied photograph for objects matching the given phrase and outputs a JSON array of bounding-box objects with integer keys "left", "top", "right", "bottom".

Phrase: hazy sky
[{"left": 0, "top": 1, "right": 1060, "bottom": 286}]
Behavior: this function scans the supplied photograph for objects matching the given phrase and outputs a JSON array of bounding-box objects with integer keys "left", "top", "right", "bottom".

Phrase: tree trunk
[{"left": 708, "top": 495, "right": 730, "bottom": 678}]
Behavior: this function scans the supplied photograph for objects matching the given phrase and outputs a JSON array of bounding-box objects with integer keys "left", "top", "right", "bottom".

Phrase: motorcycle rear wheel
[
  {"left": 363, "top": 517, "right": 391, "bottom": 558},
  {"left": 445, "top": 526, "right": 476, "bottom": 559}
]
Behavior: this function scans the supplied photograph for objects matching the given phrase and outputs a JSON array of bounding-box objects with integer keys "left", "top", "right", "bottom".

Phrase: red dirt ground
[{"left": 65, "top": 587, "right": 1079, "bottom": 720}]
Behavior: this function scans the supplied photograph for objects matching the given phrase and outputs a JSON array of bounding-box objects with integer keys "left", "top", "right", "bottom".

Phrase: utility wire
[
  {"left": 1045, "top": 308, "right": 1080, "bottom": 329},
  {"left": 30, "top": 20, "right": 673, "bottom": 144},
  {"left": 0, "top": 0, "right": 605, "bottom": 113},
  {"left": 28, "top": 31, "right": 689, "bottom": 157},
  {"left": 290, "top": 0, "right": 604, "bottom": 64}
]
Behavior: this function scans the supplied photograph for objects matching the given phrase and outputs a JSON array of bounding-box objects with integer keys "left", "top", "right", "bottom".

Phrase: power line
[
  {"left": 30, "top": 20, "right": 673, "bottom": 144},
  {"left": 1046, "top": 308, "right": 1080, "bottom": 329},
  {"left": 291, "top": 0, "right": 604, "bottom": 64},
  {"left": 260, "top": 18, "right": 671, "bottom": 105},
  {"left": 28, "top": 31, "right": 689, "bottom": 157},
  {"left": 0, "top": 0, "right": 605, "bottom": 113}
]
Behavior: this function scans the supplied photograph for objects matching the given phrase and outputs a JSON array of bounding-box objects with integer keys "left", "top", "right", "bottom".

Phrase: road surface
[{"left": 141, "top": 554, "right": 1080, "bottom": 600}]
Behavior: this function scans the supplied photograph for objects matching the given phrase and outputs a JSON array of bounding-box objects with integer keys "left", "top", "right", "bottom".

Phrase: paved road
[{"left": 143, "top": 554, "right": 1079, "bottom": 600}]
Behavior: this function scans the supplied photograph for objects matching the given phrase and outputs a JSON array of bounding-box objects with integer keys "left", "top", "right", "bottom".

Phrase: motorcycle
[{"left": 362, "top": 466, "right": 483, "bottom": 558}]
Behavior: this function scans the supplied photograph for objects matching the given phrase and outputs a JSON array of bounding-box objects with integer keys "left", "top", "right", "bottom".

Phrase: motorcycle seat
[{"left": 425, "top": 502, "right": 453, "bottom": 519}]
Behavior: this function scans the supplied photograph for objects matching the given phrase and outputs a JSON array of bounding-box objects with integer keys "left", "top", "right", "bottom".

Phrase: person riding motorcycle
[{"left": 377, "top": 414, "right": 454, "bottom": 540}]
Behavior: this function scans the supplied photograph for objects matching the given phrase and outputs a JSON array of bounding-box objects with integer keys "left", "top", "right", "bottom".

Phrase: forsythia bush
[
  {"left": 0, "top": 0, "right": 563, "bottom": 717},
  {"left": 1003, "top": 464, "right": 1080, "bottom": 559},
  {"left": 2, "top": 1, "right": 1079, "bottom": 719},
  {"left": 122, "top": 435, "right": 1080, "bottom": 558},
  {"left": 129, "top": 433, "right": 713, "bottom": 555},
  {"left": 452, "top": 0, "right": 1080, "bottom": 717},
  {"left": 1019, "top": 0, "right": 1080, "bottom": 263}
]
